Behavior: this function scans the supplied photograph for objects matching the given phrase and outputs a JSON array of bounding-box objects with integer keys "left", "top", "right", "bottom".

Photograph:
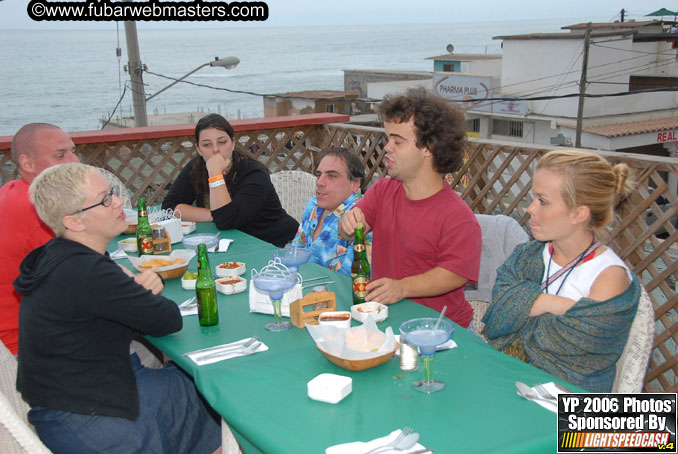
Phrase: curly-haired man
[{"left": 339, "top": 89, "right": 481, "bottom": 328}]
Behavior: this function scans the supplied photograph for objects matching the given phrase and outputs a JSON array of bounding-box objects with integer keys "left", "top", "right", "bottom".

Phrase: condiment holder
[{"left": 289, "top": 291, "right": 337, "bottom": 328}]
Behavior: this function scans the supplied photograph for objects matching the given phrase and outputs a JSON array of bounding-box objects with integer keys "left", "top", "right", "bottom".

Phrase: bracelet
[
  {"left": 209, "top": 179, "right": 226, "bottom": 189},
  {"left": 208, "top": 174, "right": 224, "bottom": 183}
]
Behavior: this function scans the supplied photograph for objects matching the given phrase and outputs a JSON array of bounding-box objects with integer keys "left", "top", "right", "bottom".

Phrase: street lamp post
[{"left": 145, "top": 56, "right": 240, "bottom": 103}]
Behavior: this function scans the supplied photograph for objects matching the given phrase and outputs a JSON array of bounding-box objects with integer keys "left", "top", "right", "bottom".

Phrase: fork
[
  {"left": 364, "top": 427, "right": 413, "bottom": 454},
  {"left": 535, "top": 384, "right": 557, "bottom": 401},
  {"left": 196, "top": 341, "right": 261, "bottom": 362}
]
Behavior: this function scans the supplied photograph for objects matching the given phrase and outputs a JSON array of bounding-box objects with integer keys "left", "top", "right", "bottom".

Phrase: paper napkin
[
  {"left": 518, "top": 382, "right": 560, "bottom": 413},
  {"left": 326, "top": 429, "right": 427, "bottom": 454},
  {"left": 208, "top": 239, "right": 233, "bottom": 253},
  {"left": 109, "top": 249, "right": 128, "bottom": 260},
  {"left": 187, "top": 338, "right": 268, "bottom": 366}
]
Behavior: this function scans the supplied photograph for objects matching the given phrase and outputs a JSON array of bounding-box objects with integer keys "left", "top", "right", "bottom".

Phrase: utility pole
[
  {"left": 575, "top": 22, "right": 592, "bottom": 148},
  {"left": 123, "top": 1, "right": 148, "bottom": 128},
  {"left": 620, "top": 8, "right": 625, "bottom": 23}
]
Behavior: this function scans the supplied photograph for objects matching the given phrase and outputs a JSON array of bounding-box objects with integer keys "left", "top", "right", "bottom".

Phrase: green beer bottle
[
  {"left": 351, "top": 221, "right": 371, "bottom": 305},
  {"left": 136, "top": 197, "right": 154, "bottom": 256},
  {"left": 196, "top": 243, "right": 219, "bottom": 326}
]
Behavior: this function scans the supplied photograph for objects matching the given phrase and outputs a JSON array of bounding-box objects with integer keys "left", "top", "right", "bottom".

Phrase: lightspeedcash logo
[{"left": 27, "top": 0, "right": 269, "bottom": 22}]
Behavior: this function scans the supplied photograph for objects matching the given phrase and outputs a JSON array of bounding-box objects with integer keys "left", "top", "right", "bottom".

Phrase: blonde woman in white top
[{"left": 483, "top": 149, "right": 641, "bottom": 392}]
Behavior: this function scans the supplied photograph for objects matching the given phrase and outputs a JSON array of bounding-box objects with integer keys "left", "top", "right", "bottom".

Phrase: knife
[{"left": 182, "top": 336, "right": 257, "bottom": 357}]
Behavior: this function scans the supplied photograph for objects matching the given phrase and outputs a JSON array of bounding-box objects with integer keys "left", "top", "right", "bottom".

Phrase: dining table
[{"left": 112, "top": 223, "right": 582, "bottom": 454}]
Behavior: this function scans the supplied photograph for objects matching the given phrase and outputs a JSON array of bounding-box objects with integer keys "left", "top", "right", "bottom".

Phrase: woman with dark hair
[{"left": 162, "top": 114, "right": 298, "bottom": 246}]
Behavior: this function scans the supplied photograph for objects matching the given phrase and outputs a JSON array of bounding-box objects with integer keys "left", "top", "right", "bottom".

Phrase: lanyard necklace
[{"left": 542, "top": 238, "right": 601, "bottom": 295}]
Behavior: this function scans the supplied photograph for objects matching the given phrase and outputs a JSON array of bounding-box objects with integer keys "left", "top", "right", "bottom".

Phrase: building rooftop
[
  {"left": 425, "top": 53, "right": 502, "bottom": 61},
  {"left": 269, "top": 90, "right": 359, "bottom": 99},
  {"left": 494, "top": 30, "right": 635, "bottom": 40},
  {"left": 581, "top": 117, "right": 678, "bottom": 137},
  {"left": 562, "top": 21, "right": 660, "bottom": 30}
]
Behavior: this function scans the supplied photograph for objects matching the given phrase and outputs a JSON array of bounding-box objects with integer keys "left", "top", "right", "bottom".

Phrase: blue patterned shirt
[{"left": 293, "top": 192, "right": 362, "bottom": 276}]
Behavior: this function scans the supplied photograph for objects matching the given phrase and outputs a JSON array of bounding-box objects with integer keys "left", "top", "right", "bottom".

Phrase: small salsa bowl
[
  {"left": 118, "top": 238, "right": 137, "bottom": 253},
  {"left": 215, "top": 261, "right": 246, "bottom": 277},
  {"left": 181, "top": 272, "right": 197, "bottom": 290},
  {"left": 216, "top": 276, "right": 247, "bottom": 295},
  {"left": 318, "top": 311, "right": 351, "bottom": 329},
  {"left": 351, "top": 302, "right": 388, "bottom": 323}
]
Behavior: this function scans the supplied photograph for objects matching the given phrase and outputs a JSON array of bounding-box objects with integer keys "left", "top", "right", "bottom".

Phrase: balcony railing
[{"left": 1, "top": 113, "right": 676, "bottom": 393}]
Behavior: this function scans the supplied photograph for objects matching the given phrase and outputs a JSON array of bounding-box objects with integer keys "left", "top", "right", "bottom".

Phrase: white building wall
[
  {"left": 464, "top": 60, "right": 502, "bottom": 77},
  {"left": 501, "top": 36, "right": 678, "bottom": 119}
]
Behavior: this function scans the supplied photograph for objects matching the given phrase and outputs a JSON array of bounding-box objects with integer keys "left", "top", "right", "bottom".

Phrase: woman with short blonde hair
[
  {"left": 16, "top": 163, "right": 220, "bottom": 453},
  {"left": 483, "top": 149, "right": 641, "bottom": 392}
]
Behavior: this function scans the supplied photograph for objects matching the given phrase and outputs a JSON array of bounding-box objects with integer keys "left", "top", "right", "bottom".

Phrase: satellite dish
[{"left": 446, "top": 44, "right": 455, "bottom": 53}]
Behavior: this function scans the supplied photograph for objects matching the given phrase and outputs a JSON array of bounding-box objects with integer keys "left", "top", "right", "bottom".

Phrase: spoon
[
  {"left": 371, "top": 432, "right": 420, "bottom": 454},
  {"left": 515, "top": 381, "right": 555, "bottom": 402}
]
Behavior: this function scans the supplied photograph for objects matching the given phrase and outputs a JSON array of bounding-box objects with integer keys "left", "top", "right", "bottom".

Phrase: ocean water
[{"left": 0, "top": 17, "right": 600, "bottom": 136}]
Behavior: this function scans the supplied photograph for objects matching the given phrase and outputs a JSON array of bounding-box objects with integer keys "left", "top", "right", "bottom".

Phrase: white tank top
[{"left": 541, "top": 245, "right": 631, "bottom": 300}]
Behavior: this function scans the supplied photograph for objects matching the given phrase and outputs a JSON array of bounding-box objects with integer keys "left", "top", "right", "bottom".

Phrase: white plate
[
  {"left": 216, "top": 276, "right": 247, "bottom": 295},
  {"left": 215, "top": 261, "right": 246, "bottom": 277},
  {"left": 351, "top": 302, "right": 388, "bottom": 323}
]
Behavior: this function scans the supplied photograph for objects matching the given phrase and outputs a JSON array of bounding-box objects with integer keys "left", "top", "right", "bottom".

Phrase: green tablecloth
[{"left": 114, "top": 224, "right": 579, "bottom": 454}]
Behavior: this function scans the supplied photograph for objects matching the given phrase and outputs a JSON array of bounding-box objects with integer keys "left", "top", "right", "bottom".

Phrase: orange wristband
[{"left": 208, "top": 174, "right": 224, "bottom": 183}]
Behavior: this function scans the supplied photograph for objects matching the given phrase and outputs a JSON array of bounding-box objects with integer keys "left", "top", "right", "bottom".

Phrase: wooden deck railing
[{"left": 1, "top": 115, "right": 676, "bottom": 393}]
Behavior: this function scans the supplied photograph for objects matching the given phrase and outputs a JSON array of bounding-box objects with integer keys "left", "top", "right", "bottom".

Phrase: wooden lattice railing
[
  {"left": 1, "top": 116, "right": 676, "bottom": 392},
  {"left": 321, "top": 122, "right": 678, "bottom": 393},
  {"left": 0, "top": 114, "right": 347, "bottom": 205}
]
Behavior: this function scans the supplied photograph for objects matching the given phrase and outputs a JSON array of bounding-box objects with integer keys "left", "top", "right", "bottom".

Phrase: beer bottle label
[
  {"left": 352, "top": 277, "right": 370, "bottom": 297},
  {"left": 353, "top": 244, "right": 366, "bottom": 252},
  {"left": 140, "top": 236, "right": 154, "bottom": 254},
  {"left": 139, "top": 210, "right": 147, "bottom": 217}
]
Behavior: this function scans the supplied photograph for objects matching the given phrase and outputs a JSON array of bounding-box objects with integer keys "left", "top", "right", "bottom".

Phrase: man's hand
[
  {"left": 338, "top": 207, "right": 369, "bottom": 240},
  {"left": 133, "top": 269, "right": 165, "bottom": 295},
  {"left": 364, "top": 278, "right": 406, "bottom": 305}
]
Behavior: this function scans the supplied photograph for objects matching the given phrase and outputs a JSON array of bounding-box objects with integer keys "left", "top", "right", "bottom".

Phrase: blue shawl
[{"left": 482, "top": 240, "right": 640, "bottom": 392}]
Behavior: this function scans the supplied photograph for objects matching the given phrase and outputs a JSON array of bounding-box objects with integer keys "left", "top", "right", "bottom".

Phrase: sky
[{"left": 0, "top": 0, "right": 674, "bottom": 29}]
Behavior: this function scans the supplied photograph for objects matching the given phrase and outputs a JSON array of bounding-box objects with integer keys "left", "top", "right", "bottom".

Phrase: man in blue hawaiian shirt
[{"left": 294, "top": 148, "right": 365, "bottom": 275}]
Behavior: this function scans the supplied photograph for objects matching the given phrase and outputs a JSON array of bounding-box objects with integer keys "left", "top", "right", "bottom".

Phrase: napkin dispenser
[
  {"left": 248, "top": 281, "right": 302, "bottom": 317},
  {"left": 289, "top": 291, "right": 337, "bottom": 328}
]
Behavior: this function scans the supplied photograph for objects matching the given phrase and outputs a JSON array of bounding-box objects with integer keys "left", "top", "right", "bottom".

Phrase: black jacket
[
  {"left": 14, "top": 237, "right": 181, "bottom": 420},
  {"left": 162, "top": 156, "right": 298, "bottom": 247}
]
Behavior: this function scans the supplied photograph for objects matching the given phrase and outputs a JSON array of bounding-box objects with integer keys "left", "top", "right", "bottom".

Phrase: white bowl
[
  {"left": 351, "top": 302, "right": 388, "bottom": 323},
  {"left": 215, "top": 261, "right": 246, "bottom": 277},
  {"left": 216, "top": 276, "right": 247, "bottom": 295},
  {"left": 318, "top": 311, "right": 352, "bottom": 329},
  {"left": 181, "top": 222, "right": 196, "bottom": 234},
  {"left": 118, "top": 238, "right": 137, "bottom": 253},
  {"left": 182, "top": 233, "right": 219, "bottom": 251},
  {"left": 181, "top": 274, "right": 197, "bottom": 290}
]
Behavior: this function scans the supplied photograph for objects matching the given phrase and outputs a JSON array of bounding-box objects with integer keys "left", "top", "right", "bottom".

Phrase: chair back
[
  {"left": 0, "top": 343, "right": 52, "bottom": 453},
  {"left": 465, "top": 214, "right": 529, "bottom": 303},
  {"left": 469, "top": 300, "right": 489, "bottom": 342},
  {"left": 270, "top": 170, "right": 316, "bottom": 224},
  {"left": 612, "top": 285, "right": 655, "bottom": 393},
  {"left": 99, "top": 168, "right": 133, "bottom": 210}
]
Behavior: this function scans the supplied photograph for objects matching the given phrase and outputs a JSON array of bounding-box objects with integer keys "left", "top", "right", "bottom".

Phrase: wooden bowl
[
  {"left": 123, "top": 224, "right": 137, "bottom": 235},
  {"left": 317, "top": 342, "right": 399, "bottom": 372},
  {"left": 156, "top": 262, "right": 189, "bottom": 280}
]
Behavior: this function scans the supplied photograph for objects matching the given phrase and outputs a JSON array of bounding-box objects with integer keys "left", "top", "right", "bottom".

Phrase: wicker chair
[
  {"left": 0, "top": 343, "right": 51, "bottom": 453},
  {"left": 270, "top": 170, "right": 316, "bottom": 224},
  {"left": 466, "top": 214, "right": 529, "bottom": 341},
  {"left": 612, "top": 285, "right": 655, "bottom": 392}
]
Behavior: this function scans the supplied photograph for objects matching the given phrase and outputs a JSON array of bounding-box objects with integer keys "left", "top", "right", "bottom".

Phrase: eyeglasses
[{"left": 73, "top": 186, "right": 120, "bottom": 214}]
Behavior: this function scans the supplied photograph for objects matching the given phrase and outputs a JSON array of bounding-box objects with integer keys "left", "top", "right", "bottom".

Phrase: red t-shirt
[
  {"left": 357, "top": 178, "right": 481, "bottom": 327},
  {"left": 0, "top": 178, "right": 54, "bottom": 354}
]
